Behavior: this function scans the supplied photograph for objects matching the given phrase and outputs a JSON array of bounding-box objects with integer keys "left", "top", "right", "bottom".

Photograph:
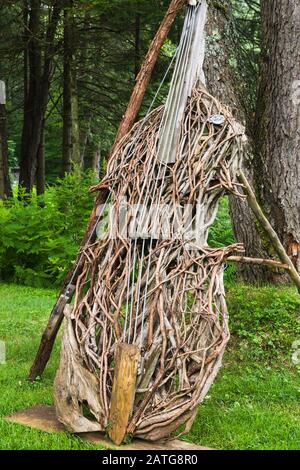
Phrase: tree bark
[
  {"left": 62, "top": 0, "right": 81, "bottom": 176},
  {"left": 23, "top": 0, "right": 29, "bottom": 104},
  {"left": 82, "top": 125, "right": 101, "bottom": 178},
  {"left": 19, "top": 1, "right": 62, "bottom": 194},
  {"left": 204, "top": 1, "right": 272, "bottom": 283},
  {"left": 19, "top": 0, "right": 42, "bottom": 194},
  {"left": 254, "top": 0, "right": 300, "bottom": 275},
  {"left": 0, "top": 81, "right": 12, "bottom": 199},
  {"left": 36, "top": 124, "right": 45, "bottom": 196}
]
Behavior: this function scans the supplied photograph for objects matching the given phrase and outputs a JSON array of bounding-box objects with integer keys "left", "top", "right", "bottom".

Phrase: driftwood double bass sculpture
[
  {"left": 54, "top": 1, "right": 247, "bottom": 444},
  {"left": 54, "top": 88, "right": 246, "bottom": 443},
  {"left": 52, "top": 0, "right": 300, "bottom": 445}
]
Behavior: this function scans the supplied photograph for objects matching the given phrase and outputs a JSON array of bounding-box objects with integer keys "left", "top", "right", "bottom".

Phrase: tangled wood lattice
[{"left": 54, "top": 86, "right": 246, "bottom": 441}]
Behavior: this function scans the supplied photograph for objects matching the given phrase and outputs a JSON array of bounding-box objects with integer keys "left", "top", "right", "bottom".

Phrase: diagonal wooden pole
[
  {"left": 238, "top": 170, "right": 300, "bottom": 293},
  {"left": 29, "top": 0, "right": 187, "bottom": 381}
]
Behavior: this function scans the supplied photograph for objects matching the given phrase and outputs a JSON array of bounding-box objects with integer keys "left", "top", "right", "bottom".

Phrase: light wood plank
[{"left": 108, "top": 343, "right": 140, "bottom": 445}]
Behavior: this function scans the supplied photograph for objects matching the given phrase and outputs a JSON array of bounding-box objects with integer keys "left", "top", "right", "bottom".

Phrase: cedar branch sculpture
[
  {"left": 32, "top": 0, "right": 300, "bottom": 446},
  {"left": 54, "top": 86, "right": 247, "bottom": 442}
]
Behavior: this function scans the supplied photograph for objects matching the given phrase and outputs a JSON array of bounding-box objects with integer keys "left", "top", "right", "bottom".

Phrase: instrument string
[{"left": 128, "top": 5, "right": 198, "bottom": 346}]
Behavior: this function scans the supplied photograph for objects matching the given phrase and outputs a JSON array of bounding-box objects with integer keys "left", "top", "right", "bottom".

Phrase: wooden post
[
  {"left": 29, "top": 0, "right": 187, "bottom": 381},
  {"left": 238, "top": 170, "right": 300, "bottom": 293},
  {"left": 108, "top": 343, "right": 140, "bottom": 446}
]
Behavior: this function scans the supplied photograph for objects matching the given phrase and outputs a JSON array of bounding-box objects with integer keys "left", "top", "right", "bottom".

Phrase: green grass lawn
[{"left": 0, "top": 282, "right": 300, "bottom": 450}]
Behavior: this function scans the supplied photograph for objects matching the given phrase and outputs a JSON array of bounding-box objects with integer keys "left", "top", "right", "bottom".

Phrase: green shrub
[
  {"left": 208, "top": 197, "right": 236, "bottom": 281},
  {"left": 0, "top": 170, "right": 96, "bottom": 287},
  {"left": 208, "top": 197, "right": 234, "bottom": 248},
  {"left": 227, "top": 284, "right": 300, "bottom": 363}
]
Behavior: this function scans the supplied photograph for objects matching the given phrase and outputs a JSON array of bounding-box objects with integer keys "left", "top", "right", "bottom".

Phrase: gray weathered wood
[
  {"left": 108, "top": 343, "right": 140, "bottom": 445},
  {"left": 0, "top": 81, "right": 6, "bottom": 105},
  {"left": 158, "top": 0, "right": 207, "bottom": 164}
]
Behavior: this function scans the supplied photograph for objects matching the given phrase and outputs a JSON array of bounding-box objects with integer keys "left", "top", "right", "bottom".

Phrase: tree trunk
[
  {"left": 62, "top": 0, "right": 81, "bottom": 176},
  {"left": 204, "top": 1, "right": 272, "bottom": 283},
  {"left": 0, "top": 81, "right": 12, "bottom": 199},
  {"left": 19, "top": 1, "right": 62, "bottom": 194},
  {"left": 23, "top": 0, "right": 29, "bottom": 104},
  {"left": 83, "top": 136, "right": 101, "bottom": 179},
  {"left": 36, "top": 124, "right": 45, "bottom": 196},
  {"left": 254, "top": 0, "right": 300, "bottom": 274},
  {"left": 92, "top": 145, "right": 101, "bottom": 178},
  {"left": 19, "top": 0, "right": 42, "bottom": 194}
]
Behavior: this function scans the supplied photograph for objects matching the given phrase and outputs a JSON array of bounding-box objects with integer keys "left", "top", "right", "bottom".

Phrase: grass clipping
[{"left": 54, "top": 85, "right": 246, "bottom": 442}]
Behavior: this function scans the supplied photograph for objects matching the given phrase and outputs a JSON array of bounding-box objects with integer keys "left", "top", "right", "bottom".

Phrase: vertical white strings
[
  {"left": 122, "top": 36, "right": 182, "bottom": 342},
  {"left": 125, "top": 5, "right": 198, "bottom": 345}
]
